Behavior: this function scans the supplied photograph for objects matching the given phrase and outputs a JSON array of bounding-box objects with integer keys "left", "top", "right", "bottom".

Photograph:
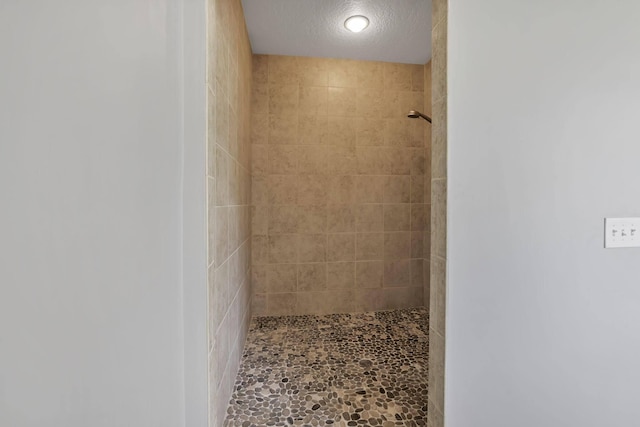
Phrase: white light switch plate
[{"left": 605, "top": 217, "right": 640, "bottom": 248}]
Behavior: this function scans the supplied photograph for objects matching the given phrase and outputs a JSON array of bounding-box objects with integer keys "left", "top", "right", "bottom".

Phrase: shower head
[{"left": 407, "top": 110, "right": 432, "bottom": 123}]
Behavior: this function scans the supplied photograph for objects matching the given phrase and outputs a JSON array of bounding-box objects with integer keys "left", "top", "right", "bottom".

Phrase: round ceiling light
[{"left": 344, "top": 15, "right": 369, "bottom": 33}]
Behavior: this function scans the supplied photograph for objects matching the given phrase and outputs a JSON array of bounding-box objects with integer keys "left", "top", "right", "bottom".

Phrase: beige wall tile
[
  {"left": 327, "top": 176, "right": 354, "bottom": 204},
  {"left": 384, "top": 232, "right": 411, "bottom": 260},
  {"left": 207, "top": 177, "right": 216, "bottom": 265},
  {"left": 251, "top": 176, "right": 268, "bottom": 205},
  {"left": 411, "top": 259, "right": 424, "bottom": 287},
  {"left": 298, "top": 56, "right": 328, "bottom": 86},
  {"left": 327, "top": 205, "right": 356, "bottom": 233},
  {"left": 268, "top": 205, "right": 298, "bottom": 234},
  {"left": 411, "top": 148, "right": 426, "bottom": 176},
  {"left": 432, "top": 0, "right": 447, "bottom": 25},
  {"left": 327, "top": 262, "right": 355, "bottom": 289},
  {"left": 298, "top": 145, "right": 327, "bottom": 175},
  {"left": 356, "top": 118, "right": 385, "bottom": 146},
  {"left": 411, "top": 204, "right": 426, "bottom": 232},
  {"left": 268, "top": 55, "right": 299, "bottom": 84},
  {"left": 381, "top": 287, "right": 423, "bottom": 310},
  {"left": 297, "top": 290, "right": 354, "bottom": 314},
  {"left": 215, "top": 84, "right": 229, "bottom": 151},
  {"left": 250, "top": 113, "right": 268, "bottom": 145},
  {"left": 298, "top": 115, "right": 327, "bottom": 145},
  {"left": 327, "top": 87, "right": 357, "bottom": 117},
  {"left": 251, "top": 265, "right": 267, "bottom": 294},
  {"left": 432, "top": 98, "right": 447, "bottom": 179},
  {"left": 383, "top": 176, "right": 411, "bottom": 203},
  {"left": 354, "top": 288, "right": 384, "bottom": 311},
  {"left": 297, "top": 205, "right": 327, "bottom": 233},
  {"left": 269, "top": 114, "right": 298, "bottom": 145},
  {"left": 383, "top": 90, "right": 402, "bottom": 119},
  {"left": 251, "top": 145, "right": 268, "bottom": 176},
  {"left": 411, "top": 64, "right": 424, "bottom": 92},
  {"left": 423, "top": 61, "right": 432, "bottom": 116},
  {"left": 384, "top": 204, "right": 411, "bottom": 231},
  {"left": 384, "top": 147, "right": 412, "bottom": 175},
  {"left": 327, "top": 233, "right": 355, "bottom": 262},
  {"left": 384, "top": 259, "right": 411, "bottom": 287},
  {"left": 383, "top": 63, "right": 412, "bottom": 91},
  {"left": 297, "top": 175, "right": 328, "bottom": 205},
  {"left": 298, "top": 234, "right": 326, "bottom": 263},
  {"left": 268, "top": 234, "right": 298, "bottom": 263},
  {"left": 267, "top": 292, "right": 297, "bottom": 316},
  {"left": 355, "top": 204, "right": 383, "bottom": 232},
  {"left": 356, "top": 88, "right": 385, "bottom": 118},
  {"left": 432, "top": 19, "right": 448, "bottom": 104},
  {"left": 327, "top": 146, "right": 356, "bottom": 175},
  {"left": 267, "top": 264, "right": 297, "bottom": 293},
  {"left": 329, "top": 289, "right": 356, "bottom": 313},
  {"left": 356, "top": 232, "right": 384, "bottom": 261},
  {"left": 299, "top": 86, "right": 328, "bottom": 116},
  {"left": 428, "top": 329, "right": 445, "bottom": 416},
  {"left": 410, "top": 175, "right": 424, "bottom": 203},
  {"left": 430, "top": 257, "right": 446, "bottom": 336},
  {"left": 252, "top": 84, "right": 268, "bottom": 115},
  {"left": 356, "top": 61, "right": 384, "bottom": 89},
  {"left": 356, "top": 147, "right": 385, "bottom": 175},
  {"left": 327, "top": 117, "right": 356, "bottom": 148},
  {"left": 411, "top": 231, "right": 424, "bottom": 259},
  {"left": 427, "top": 399, "right": 444, "bottom": 427},
  {"left": 400, "top": 91, "right": 424, "bottom": 116},
  {"left": 252, "top": 293, "right": 267, "bottom": 317},
  {"left": 295, "top": 292, "right": 322, "bottom": 314},
  {"left": 268, "top": 145, "right": 297, "bottom": 175},
  {"left": 297, "top": 263, "right": 327, "bottom": 291},
  {"left": 251, "top": 235, "right": 268, "bottom": 265},
  {"left": 355, "top": 261, "right": 384, "bottom": 289},
  {"left": 207, "top": 89, "right": 217, "bottom": 174},
  {"left": 354, "top": 176, "right": 384, "bottom": 203},
  {"left": 252, "top": 55, "right": 268, "bottom": 85},
  {"left": 215, "top": 147, "right": 229, "bottom": 205},
  {"left": 431, "top": 179, "right": 447, "bottom": 259},
  {"left": 268, "top": 175, "right": 297, "bottom": 205},
  {"left": 327, "top": 59, "right": 359, "bottom": 87},
  {"left": 215, "top": 207, "right": 229, "bottom": 263},
  {"left": 215, "top": 36, "right": 229, "bottom": 94},
  {"left": 423, "top": 259, "right": 431, "bottom": 308},
  {"left": 268, "top": 84, "right": 298, "bottom": 115}
]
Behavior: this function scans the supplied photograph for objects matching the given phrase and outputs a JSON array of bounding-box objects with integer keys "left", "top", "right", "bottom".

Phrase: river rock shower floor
[{"left": 224, "top": 308, "right": 429, "bottom": 427}]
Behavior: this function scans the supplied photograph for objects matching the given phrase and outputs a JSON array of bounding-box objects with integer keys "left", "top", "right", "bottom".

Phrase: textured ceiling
[{"left": 241, "top": 0, "right": 432, "bottom": 65}]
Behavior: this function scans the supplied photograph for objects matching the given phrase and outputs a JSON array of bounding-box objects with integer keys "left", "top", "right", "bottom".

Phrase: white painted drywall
[
  {"left": 181, "top": 0, "right": 209, "bottom": 426},
  {"left": 446, "top": 1, "right": 640, "bottom": 426},
  {"left": 0, "top": 0, "right": 208, "bottom": 425}
]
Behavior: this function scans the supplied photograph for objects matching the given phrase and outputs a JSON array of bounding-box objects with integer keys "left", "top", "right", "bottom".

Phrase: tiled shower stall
[{"left": 206, "top": 0, "right": 439, "bottom": 425}]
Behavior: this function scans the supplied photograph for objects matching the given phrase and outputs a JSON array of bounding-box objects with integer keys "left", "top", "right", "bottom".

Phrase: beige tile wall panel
[
  {"left": 251, "top": 55, "right": 429, "bottom": 316},
  {"left": 428, "top": 0, "right": 448, "bottom": 426},
  {"left": 206, "top": 0, "right": 253, "bottom": 425}
]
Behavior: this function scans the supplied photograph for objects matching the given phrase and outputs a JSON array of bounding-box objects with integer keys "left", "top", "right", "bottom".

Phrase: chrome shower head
[{"left": 407, "top": 110, "right": 432, "bottom": 123}]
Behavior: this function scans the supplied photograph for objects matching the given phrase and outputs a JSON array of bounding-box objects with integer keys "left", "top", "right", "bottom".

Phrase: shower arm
[{"left": 407, "top": 110, "right": 432, "bottom": 123}]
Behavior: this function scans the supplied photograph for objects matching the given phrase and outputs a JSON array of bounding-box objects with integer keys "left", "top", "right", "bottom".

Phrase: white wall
[
  {"left": 0, "top": 0, "right": 207, "bottom": 426},
  {"left": 446, "top": 1, "right": 640, "bottom": 426},
  {"left": 181, "top": 0, "right": 209, "bottom": 425}
]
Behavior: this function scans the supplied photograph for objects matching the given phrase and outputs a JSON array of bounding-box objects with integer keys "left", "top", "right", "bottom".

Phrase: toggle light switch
[{"left": 605, "top": 217, "right": 640, "bottom": 248}]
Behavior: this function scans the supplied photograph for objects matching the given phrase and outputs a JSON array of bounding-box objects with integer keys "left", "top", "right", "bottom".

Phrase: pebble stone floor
[{"left": 224, "top": 308, "right": 429, "bottom": 427}]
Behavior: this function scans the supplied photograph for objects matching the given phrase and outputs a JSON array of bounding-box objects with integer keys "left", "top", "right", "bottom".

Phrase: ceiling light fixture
[{"left": 344, "top": 15, "right": 369, "bottom": 33}]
